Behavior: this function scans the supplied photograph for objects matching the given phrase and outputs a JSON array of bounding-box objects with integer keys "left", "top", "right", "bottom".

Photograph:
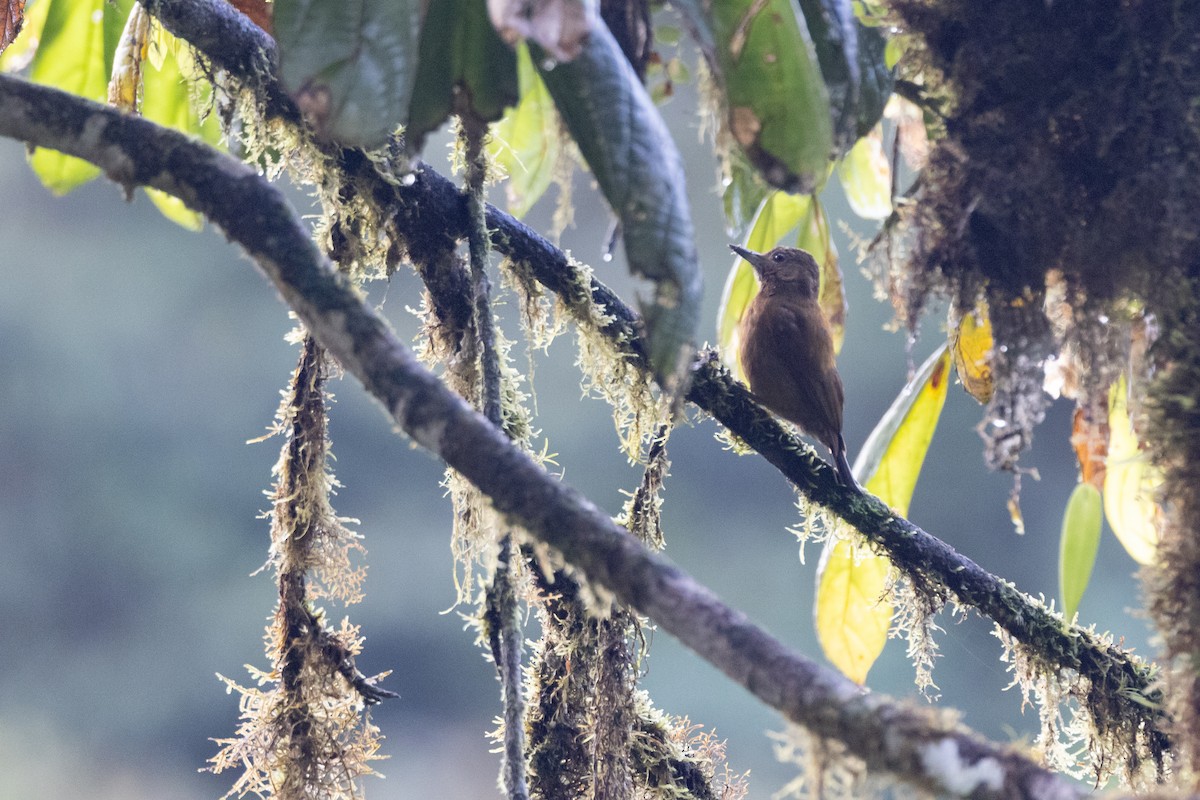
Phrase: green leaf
[
  {"left": 28, "top": 0, "right": 131, "bottom": 193},
  {"left": 406, "top": 0, "right": 517, "bottom": 153},
  {"left": 1059, "top": 482, "right": 1102, "bottom": 620},
  {"left": 141, "top": 31, "right": 223, "bottom": 230},
  {"left": 535, "top": 24, "right": 700, "bottom": 392},
  {"left": 274, "top": 0, "right": 421, "bottom": 149},
  {"left": 815, "top": 533, "right": 891, "bottom": 685},
  {"left": 855, "top": 344, "right": 951, "bottom": 516},
  {"left": 708, "top": 0, "right": 835, "bottom": 193},
  {"left": 489, "top": 43, "right": 558, "bottom": 219}
]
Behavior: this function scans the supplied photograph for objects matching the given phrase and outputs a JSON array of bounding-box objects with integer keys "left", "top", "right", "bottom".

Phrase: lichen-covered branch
[{"left": 0, "top": 72, "right": 1083, "bottom": 800}]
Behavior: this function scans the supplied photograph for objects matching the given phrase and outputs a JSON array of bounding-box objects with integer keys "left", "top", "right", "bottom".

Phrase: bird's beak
[{"left": 729, "top": 244, "right": 765, "bottom": 274}]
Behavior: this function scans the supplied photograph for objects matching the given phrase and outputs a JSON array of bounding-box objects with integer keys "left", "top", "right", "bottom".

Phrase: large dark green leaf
[
  {"left": 534, "top": 23, "right": 700, "bottom": 392},
  {"left": 406, "top": 0, "right": 518, "bottom": 154},
  {"left": 797, "top": 0, "right": 894, "bottom": 151},
  {"left": 274, "top": 0, "right": 420, "bottom": 149}
]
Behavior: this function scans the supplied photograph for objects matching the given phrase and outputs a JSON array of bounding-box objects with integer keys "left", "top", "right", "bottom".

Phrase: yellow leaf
[
  {"left": 815, "top": 535, "right": 892, "bottom": 685},
  {"left": 799, "top": 195, "right": 845, "bottom": 354},
  {"left": 106, "top": 3, "right": 149, "bottom": 111},
  {"left": 856, "top": 345, "right": 952, "bottom": 516},
  {"left": 489, "top": 42, "right": 560, "bottom": 219},
  {"left": 1104, "top": 376, "right": 1161, "bottom": 565},
  {"left": 1059, "top": 482, "right": 1102, "bottom": 620},
  {"left": 951, "top": 300, "right": 994, "bottom": 403},
  {"left": 836, "top": 125, "right": 892, "bottom": 220}
]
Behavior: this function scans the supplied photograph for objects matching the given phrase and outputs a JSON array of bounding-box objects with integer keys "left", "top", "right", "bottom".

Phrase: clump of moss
[{"left": 885, "top": 1, "right": 1200, "bottom": 469}]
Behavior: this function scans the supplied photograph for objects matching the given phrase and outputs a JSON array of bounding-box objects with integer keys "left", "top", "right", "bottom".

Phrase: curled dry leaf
[
  {"left": 1, "top": 0, "right": 24, "bottom": 53},
  {"left": 228, "top": 0, "right": 273, "bottom": 34},
  {"left": 488, "top": 0, "right": 593, "bottom": 61}
]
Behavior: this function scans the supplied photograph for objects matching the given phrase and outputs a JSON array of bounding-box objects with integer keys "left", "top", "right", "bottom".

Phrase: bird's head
[{"left": 730, "top": 245, "right": 820, "bottom": 299}]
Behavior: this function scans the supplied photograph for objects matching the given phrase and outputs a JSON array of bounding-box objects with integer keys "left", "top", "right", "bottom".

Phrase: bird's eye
[{"left": 771, "top": 252, "right": 784, "bottom": 262}]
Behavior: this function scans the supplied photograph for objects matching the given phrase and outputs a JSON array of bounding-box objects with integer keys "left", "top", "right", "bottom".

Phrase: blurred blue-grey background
[{"left": 0, "top": 72, "right": 1153, "bottom": 798}]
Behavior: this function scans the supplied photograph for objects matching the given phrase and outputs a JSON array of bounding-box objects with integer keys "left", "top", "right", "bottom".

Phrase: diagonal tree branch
[
  {"left": 0, "top": 72, "right": 1084, "bottom": 800},
  {"left": 62, "top": 0, "right": 1177, "bottom": 759}
]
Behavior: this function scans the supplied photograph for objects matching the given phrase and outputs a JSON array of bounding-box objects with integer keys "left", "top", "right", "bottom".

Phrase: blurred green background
[{"left": 0, "top": 77, "right": 1154, "bottom": 798}]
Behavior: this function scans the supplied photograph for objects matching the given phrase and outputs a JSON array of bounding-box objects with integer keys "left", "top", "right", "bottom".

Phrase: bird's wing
[{"left": 775, "top": 304, "right": 844, "bottom": 445}]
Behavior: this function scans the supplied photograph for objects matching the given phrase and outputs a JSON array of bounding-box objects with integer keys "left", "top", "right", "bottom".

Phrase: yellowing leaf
[
  {"left": 855, "top": 345, "right": 951, "bottom": 516},
  {"left": 1059, "top": 482, "right": 1102, "bottom": 620},
  {"left": 489, "top": 43, "right": 560, "bottom": 219},
  {"left": 106, "top": 2, "right": 150, "bottom": 111},
  {"left": 951, "top": 299, "right": 993, "bottom": 403},
  {"left": 815, "top": 534, "right": 892, "bottom": 685},
  {"left": 1104, "top": 377, "right": 1161, "bottom": 565},
  {"left": 836, "top": 125, "right": 892, "bottom": 220},
  {"left": 799, "top": 195, "right": 845, "bottom": 353}
]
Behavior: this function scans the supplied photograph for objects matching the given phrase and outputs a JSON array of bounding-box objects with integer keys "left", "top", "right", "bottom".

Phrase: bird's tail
[{"left": 833, "top": 434, "right": 860, "bottom": 490}]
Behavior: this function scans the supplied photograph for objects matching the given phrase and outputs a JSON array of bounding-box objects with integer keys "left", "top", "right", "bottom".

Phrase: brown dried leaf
[
  {"left": 1, "top": 0, "right": 25, "bottom": 53},
  {"left": 1071, "top": 404, "right": 1108, "bottom": 490},
  {"left": 488, "top": 0, "right": 592, "bottom": 61},
  {"left": 228, "top": 0, "right": 272, "bottom": 34}
]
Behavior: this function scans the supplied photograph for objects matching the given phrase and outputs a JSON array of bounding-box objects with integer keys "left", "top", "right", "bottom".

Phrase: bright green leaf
[
  {"left": 140, "top": 30, "right": 222, "bottom": 230},
  {"left": 28, "top": 0, "right": 125, "bottom": 192},
  {"left": 489, "top": 43, "right": 559, "bottom": 219},
  {"left": 837, "top": 125, "right": 892, "bottom": 219},
  {"left": 274, "top": 0, "right": 421, "bottom": 149},
  {"left": 855, "top": 344, "right": 952, "bottom": 516},
  {"left": 535, "top": 24, "right": 700, "bottom": 393},
  {"left": 1104, "top": 376, "right": 1161, "bottom": 565},
  {"left": 815, "top": 533, "right": 892, "bottom": 684},
  {"left": 406, "top": 0, "right": 517, "bottom": 153},
  {"left": 1059, "top": 482, "right": 1102, "bottom": 620}
]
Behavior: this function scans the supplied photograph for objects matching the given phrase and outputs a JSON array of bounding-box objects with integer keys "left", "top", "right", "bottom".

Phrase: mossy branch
[
  {"left": 461, "top": 118, "right": 530, "bottom": 800},
  {"left": 0, "top": 72, "right": 1085, "bottom": 800}
]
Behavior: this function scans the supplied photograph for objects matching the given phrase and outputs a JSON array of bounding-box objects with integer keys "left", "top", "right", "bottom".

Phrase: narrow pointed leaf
[
  {"left": 1059, "top": 482, "right": 1102, "bottom": 620},
  {"left": 274, "top": 0, "right": 420, "bottom": 148},
  {"left": 854, "top": 344, "right": 952, "bottom": 516},
  {"left": 1104, "top": 376, "right": 1161, "bottom": 565},
  {"left": 836, "top": 124, "right": 892, "bottom": 219},
  {"left": 815, "top": 533, "right": 892, "bottom": 685},
  {"left": 799, "top": 196, "right": 845, "bottom": 353},
  {"left": 489, "top": 42, "right": 559, "bottom": 219},
  {"left": 951, "top": 300, "right": 994, "bottom": 403},
  {"left": 535, "top": 23, "right": 700, "bottom": 391},
  {"left": 406, "top": 0, "right": 518, "bottom": 153}
]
